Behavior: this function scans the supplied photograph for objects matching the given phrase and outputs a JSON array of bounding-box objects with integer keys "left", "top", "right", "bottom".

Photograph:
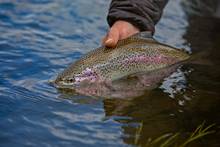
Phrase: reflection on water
[{"left": 0, "top": 0, "right": 220, "bottom": 147}]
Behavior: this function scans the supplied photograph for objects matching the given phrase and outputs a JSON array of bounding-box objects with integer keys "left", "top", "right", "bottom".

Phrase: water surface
[{"left": 0, "top": 0, "right": 220, "bottom": 147}]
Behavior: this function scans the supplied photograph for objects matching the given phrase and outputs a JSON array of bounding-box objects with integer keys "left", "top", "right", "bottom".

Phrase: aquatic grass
[
  {"left": 158, "top": 133, "right": 180, "bottom": 147},
  {"left": 148, "top": 122, "right": 215, "bottom": 147},
  {"left": 144, "top": 132, "right": 180, "bottom": 147},
  {"left": 135, "top": 121, "right": 144, "bottom": 145},
  {"left": 178, "top": 122, "right": 215, "bottom": 147},
  {"left": 135, "top": 121, "right": 216, "bottom": 147},
  {"left": 148, "top": 133, "right": 176, "bottom": 146}
]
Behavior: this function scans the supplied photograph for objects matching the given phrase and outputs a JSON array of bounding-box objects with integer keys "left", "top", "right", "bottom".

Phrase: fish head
[
  {"left": 54, "top": 67, "right": 101, "bottom": 88},
  {"left": 54, "top": 74, "right": 75, "bottom": 88}
]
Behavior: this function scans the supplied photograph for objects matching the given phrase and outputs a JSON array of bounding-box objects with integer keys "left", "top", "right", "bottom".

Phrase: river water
[{"left": 0, "top": 0, "right": 220, "bottom": 147}]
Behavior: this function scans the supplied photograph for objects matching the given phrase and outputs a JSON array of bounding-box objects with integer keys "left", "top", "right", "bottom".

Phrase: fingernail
[{"left": 105, "top": 38, "right": 113, "bottom": 45}]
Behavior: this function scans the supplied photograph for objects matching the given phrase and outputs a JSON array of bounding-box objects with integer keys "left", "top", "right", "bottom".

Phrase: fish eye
[
  {"left": 65, "top": 78, "right": 75, "bottom": 83},
  {"left": 69, "top": 78, "right": 75, "bottom": 82}
]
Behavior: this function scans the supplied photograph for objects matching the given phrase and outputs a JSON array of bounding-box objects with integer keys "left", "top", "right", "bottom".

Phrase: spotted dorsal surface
[{"left": 54, "top": 31, "right": 190, "bottom": 88}]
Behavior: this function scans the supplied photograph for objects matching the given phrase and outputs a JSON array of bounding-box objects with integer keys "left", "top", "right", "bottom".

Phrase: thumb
[{"left": 104, "top": 27, "right": 119, "bottom": 48}]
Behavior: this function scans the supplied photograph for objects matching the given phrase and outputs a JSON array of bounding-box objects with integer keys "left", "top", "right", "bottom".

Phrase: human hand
[{"left": 102, "top": 20, "right": 140, "bottom": 48}]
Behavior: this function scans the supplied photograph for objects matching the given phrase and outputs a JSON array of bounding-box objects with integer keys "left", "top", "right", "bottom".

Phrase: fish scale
[{"left": 54, "top": 31, "right": 190, "bottom": 88}]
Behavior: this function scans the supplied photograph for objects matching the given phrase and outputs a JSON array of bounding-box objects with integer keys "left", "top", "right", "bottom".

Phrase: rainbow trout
[
  {"left": 54, "top": 31, "right": 189, "bottom": 88},
  {"left": 62, "top": 64, "right": 182, "bottom": 98}
]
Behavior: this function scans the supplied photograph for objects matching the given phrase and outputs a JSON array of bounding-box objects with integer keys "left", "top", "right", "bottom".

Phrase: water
[{"left": 0, "top": 0, "right": 220, "bottom": 147}]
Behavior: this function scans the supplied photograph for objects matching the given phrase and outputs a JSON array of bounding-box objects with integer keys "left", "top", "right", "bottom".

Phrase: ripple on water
[{"left": 1, "top": 0, "right": 220, "bottom": 147}]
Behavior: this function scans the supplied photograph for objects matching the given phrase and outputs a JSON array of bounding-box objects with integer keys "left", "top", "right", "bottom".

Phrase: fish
[
  {"left": 57, "top": 63, "right": 182, "bottom": 98},
  {"left": 54, "top": 31, "right": 190, "bottom": 89}
]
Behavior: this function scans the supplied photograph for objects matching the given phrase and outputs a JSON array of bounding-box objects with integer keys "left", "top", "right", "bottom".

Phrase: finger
[
  {"left": 101, "top": 36, "right": 107, "bottom": 45},
  {"left": 104, "top": 27, "right": 119, "bottom": 48}
]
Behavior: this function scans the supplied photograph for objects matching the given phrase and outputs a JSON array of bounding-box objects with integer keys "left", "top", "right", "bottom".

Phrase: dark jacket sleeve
[{"left": 107, "top": 0, "right": 168, "bottom": 33}]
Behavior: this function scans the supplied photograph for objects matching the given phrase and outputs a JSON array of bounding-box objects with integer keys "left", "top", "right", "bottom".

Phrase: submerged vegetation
[{"left": 135, "top": 122, "right": 216, "bottom": 147}]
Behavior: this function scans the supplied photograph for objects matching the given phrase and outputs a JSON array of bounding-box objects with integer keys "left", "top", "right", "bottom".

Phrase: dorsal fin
[
  {"left": 130, "top": 31, "right": 157, "bottom": 44},
  {"left": 131, "top": 31, "right": 153, "bottom": 39},
  {"left": 107, "top": 31, "right": 156, "bottom": 49}
]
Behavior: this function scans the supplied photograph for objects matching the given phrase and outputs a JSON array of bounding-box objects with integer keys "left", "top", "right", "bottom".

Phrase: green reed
[{"left": 135, "top": 121, "right": 216, "bottom": 147}]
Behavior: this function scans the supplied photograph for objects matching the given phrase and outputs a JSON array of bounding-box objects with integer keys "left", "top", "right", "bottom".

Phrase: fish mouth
[
  {"left": 49, "top": 80, "right": 74, "bottom": 89},
  {"left": 49, "top": 76, "right": 76, "bottom": 89},
  {"left": 53, "top": 77, "right": 97, "bottom": 89}
]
